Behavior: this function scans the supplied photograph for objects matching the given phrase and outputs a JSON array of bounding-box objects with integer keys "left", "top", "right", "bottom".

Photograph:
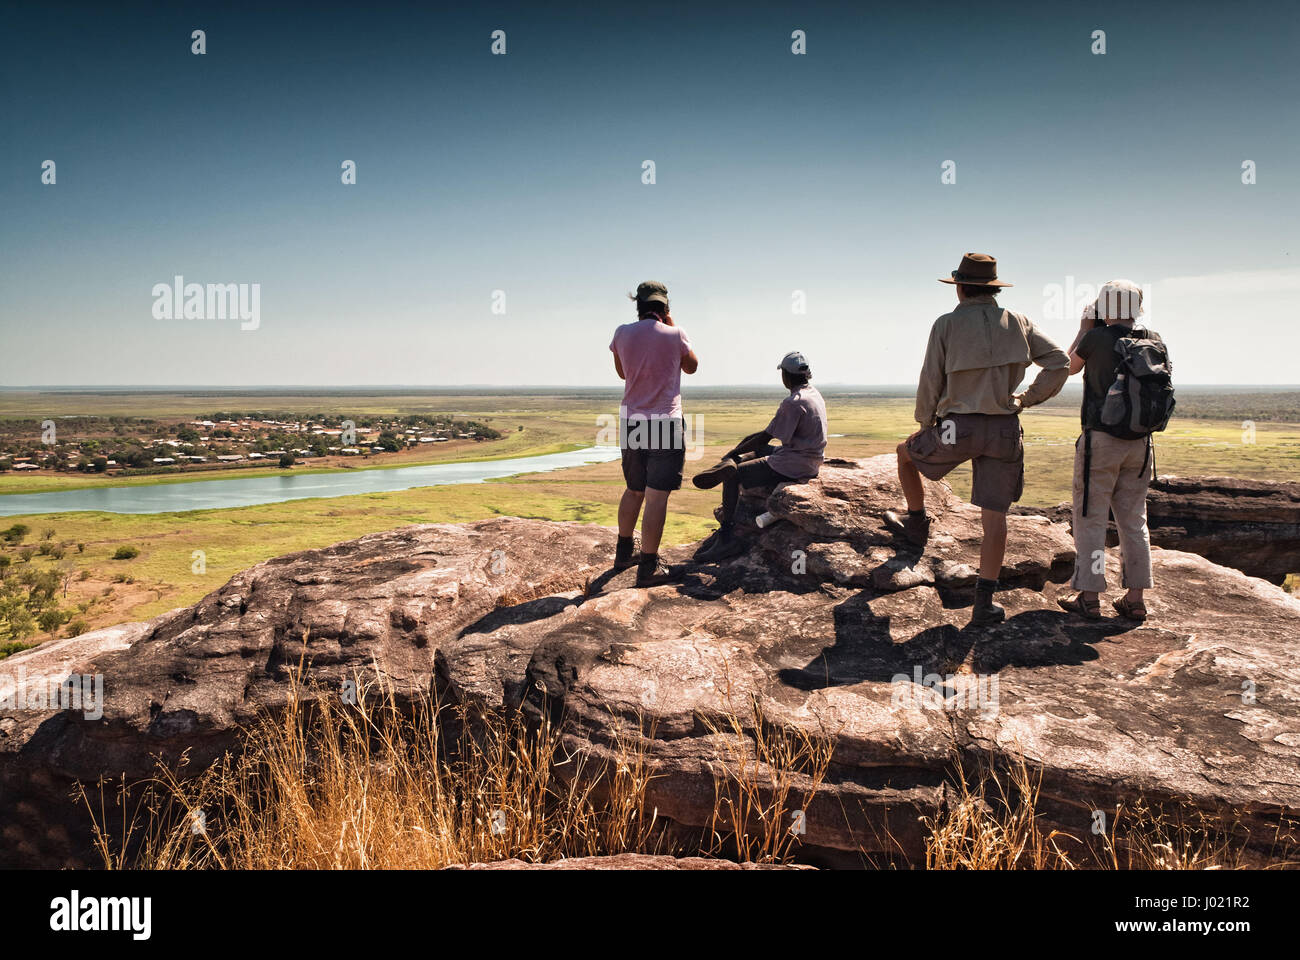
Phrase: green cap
[{"left": 635, "top": 281, "right": 669, "bottom": 306}]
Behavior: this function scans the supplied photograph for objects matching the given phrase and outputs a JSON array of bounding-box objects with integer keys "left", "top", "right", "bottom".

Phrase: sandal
[
  {"left": 1057, "top": 593, "right": 1101, "bottom": 620},
  {"left": 1112, "top": 596, "right": 1148, "bottom": 622}
]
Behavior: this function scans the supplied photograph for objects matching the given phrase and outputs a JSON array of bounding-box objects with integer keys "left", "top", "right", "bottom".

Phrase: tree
[
  {"left": 279, "top": 453, "right": 295, "bottom": 468},
  {"left": 38, "top": 608, "right": 66, "bottom": 636}
]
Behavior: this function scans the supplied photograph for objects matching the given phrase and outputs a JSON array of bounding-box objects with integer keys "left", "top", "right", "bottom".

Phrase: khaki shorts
[{"left": 905, "top": 413, "right": 1024, "bottom": 512}]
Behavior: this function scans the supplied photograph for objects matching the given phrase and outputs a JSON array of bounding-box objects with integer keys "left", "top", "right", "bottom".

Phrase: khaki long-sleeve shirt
[{"left": 914, "top": 297, "right": 1069, "bottom": 426}]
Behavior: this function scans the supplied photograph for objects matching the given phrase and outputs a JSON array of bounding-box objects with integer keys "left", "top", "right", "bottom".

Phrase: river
[{"left": 0, "top": 446, "right": 622, "bottom": 516}]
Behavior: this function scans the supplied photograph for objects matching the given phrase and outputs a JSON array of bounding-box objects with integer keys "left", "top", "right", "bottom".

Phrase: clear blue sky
[{"left": 2, "top": 1, "right": 1297, "bottom": 386}]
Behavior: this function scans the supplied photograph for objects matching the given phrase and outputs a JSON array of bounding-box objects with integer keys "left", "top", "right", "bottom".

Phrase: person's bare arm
[
  {"left": 1016, "top": 322, "right": 1070, "bottom": 409},
  {"left": 1064, "top": 307, "right": 1096, "bottom": 376},
  {"left": 681, "top": 348, "right": 699, "bottom": 375},
  {"left": 725, "top": 430, "right": 772, "bottom": 461}
]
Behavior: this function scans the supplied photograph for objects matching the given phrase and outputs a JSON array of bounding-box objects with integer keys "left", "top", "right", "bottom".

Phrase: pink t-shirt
[{"left": 609, "top": 317, "right": 693, "bottom": 419}]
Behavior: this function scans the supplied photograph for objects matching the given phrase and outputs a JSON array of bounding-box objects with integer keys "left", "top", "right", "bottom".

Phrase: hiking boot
[
  {"left": 971, "top": 577, "right": 1006, "bottom": 626},
  {"left": 692, "top": 458, "right": 737, "bottom": 490},
  {"left": 692, "top": 529, "right": 722, "bottom": 561},
  {"left": 613, "top": 535, "right": 640, "bottom": 571},
  {"left": 883, "top": 509, "right": 932, "bottom": 548},
  {"left": 635, "top": 554, "right": 679, "bottom": 587},
  {"left": 695, "top": 531, "right": 747, "bottom": 564}
]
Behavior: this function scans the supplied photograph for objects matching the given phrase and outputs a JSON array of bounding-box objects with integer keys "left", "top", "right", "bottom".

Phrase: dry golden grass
[
  {"left": 924, "top": 750, "right": 1300, "bottom": 870},
  {"left": 702, "top": 694, "right": 834, "bottom": 863},
  {"left": 82, "top": 667, "right": 674, "bottom": 869},
  {"left": 80, "top": 669, "right": 1293, "bottom": 870}
]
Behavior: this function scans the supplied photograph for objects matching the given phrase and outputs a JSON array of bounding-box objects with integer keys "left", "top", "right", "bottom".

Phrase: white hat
[{"left": 1095, "top": 279, "right": 1143, "bottom": 321}]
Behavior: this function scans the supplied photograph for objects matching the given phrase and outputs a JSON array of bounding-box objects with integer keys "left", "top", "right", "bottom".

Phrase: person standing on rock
[
  {"left": 610, "top": 281, "right": 700, "bottom": 586},
  {"left": 885, "top": 253, "right": 1069, "bottom": 626},
  {"left": 1057, "top": 280, "right": 1173, "bottom": 622},
  {"left": 690, "top": 351, "right": 828, "bottom": 562}
]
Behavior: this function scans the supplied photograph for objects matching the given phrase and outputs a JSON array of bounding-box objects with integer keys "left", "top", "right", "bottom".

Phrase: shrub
[
  {"left": 37, "top": 608, "right": 68, "bottom": 635},
  {"left": 65, "top": 619, "right": 89, "bottom": 638},
  {"left": 112, "top": 546, "right": 140, "bottom": 560}
]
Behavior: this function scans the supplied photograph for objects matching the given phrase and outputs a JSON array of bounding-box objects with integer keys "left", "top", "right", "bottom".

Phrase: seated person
[{"left": 691, "top": 352, "right": 828, "bottom": 562}]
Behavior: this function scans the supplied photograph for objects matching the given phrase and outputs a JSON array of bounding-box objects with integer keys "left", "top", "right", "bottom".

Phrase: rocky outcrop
[
  {"left": 1147, "top": 475, "right": 1300, "bottom": 584},
  {"left": 1014, "top": 475, "right": 1300, "bottom": 585},
  {"left": 3, "top": 456, "right": 1299, "bottom": 868}
]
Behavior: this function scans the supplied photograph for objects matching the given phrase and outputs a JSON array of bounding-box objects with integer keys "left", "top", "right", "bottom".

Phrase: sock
[
  {"left": 637, "top": 552, "right": 659, "bottom": 574},
  {"left": 976, "top": 577, "right": 999, "bottom": 598},
  {"left": 719, "top": 520, "right": 734, "bottom": 537},
  {"left": 908, "top": 508, "right": 927, "bottom": 518}
]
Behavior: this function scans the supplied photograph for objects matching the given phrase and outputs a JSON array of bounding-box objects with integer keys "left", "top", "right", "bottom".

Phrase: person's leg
[
  {"left": 640, "top": 488, "right": 670, "bottom": 555},
  {"left": 618, "top": 488, "right": 644, "bottom": 538},
  {"left": 1067, "top": 432, "right": 1122, "bottom": 609},
  {"left": 968, "top": 416, "right": 1022, "bottom": 626},
  {"left": 886, "top": 431, "right": 945, "bottom": 547},
  {"left": 720, "top": 475, "right": 740, "bottom": 530},
  {"left": 896, "top": 441, "right": 926, "bottom": 513},
  {"left": 613, "top": 439, "right": 649, "bottom": 569},
  {"left": 696, "top": 459, "right": 787, "bottom": 562},
  {"left": 1111, "top": 438, "right": 1154, "bottom": 608},
  {"left": 979, "top": 509, "right": 1007, "bottom": 580},
  {"left": 636, "top": 421, "right": 686, "bottom": 585}
]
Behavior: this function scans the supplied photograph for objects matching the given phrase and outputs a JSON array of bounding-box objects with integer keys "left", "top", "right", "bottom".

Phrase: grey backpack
[{"left": 1098, "top": 329, "right": 1175, "bottom": 438}]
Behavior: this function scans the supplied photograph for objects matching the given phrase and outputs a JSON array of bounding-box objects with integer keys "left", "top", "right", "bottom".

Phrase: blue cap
[{"left": 778, "top": 351, "right": 810, "bottom": 375}]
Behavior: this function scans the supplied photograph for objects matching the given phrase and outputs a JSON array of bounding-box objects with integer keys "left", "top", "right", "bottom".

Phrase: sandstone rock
[
  {"left": 1015, "top": 474, "right": 1300, "bottom": 585},
  {"left": 3, "top": 457, "right": 1298, "bottom": 868},
  {"left": 1147, "top": 475, "right": 1300, "bottom": 584}
]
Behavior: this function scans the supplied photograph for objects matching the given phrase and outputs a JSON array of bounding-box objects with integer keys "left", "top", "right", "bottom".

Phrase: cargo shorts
[
  {"left": 620, "top": 416, "right": 686, "bottom": 492},
  {"left": 905, "top": 412, "right": 1024, "bottom": 512}
]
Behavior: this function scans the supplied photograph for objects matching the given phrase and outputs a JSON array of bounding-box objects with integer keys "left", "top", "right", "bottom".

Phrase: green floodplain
[{"left": 0, "top": 386, "right": 1296, "bottom": 650}]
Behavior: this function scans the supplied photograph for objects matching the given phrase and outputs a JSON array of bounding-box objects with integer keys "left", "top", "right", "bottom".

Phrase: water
[{"left": 0, "top": 446, "right": 621, "bottom": 517}]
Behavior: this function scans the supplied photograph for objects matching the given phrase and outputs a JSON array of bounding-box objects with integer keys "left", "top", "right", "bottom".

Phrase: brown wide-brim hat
[{"left": 938, "top": 252, "right": 1012, "bottom": 287}]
